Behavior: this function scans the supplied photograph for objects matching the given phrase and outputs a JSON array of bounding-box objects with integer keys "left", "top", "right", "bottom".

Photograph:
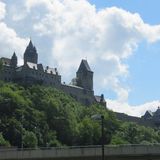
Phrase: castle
[
  {"left": 115, "top": 107, "right": 160, "bottom": 128},
  {"left": 0, "top": 40, "right": 106, "bottom": 106}
]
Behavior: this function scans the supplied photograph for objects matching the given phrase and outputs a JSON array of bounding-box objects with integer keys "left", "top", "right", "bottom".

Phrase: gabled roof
[
  {"left": 77, "top": 59, "right": 92, "bottom": 72},
  {"left": 145, "top": 110, "right": 153, "bottom": 117}
]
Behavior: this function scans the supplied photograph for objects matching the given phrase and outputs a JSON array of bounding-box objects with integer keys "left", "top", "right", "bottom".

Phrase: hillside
[{"left": 0, "top": 81, "right": 160, "bottom": 148}]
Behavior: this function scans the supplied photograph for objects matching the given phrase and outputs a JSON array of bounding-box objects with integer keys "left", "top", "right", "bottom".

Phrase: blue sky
[
  {"left": 1, "top": 0, "right": 160, "bottom": 116},
  {"left": 90, "top": 0, "right": 160, "bottom": 105},
  {"left": 90, "top": 0, "right": 160, "bottom": 24}
]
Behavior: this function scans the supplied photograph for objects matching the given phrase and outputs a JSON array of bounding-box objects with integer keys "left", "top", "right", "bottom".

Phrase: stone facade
[{"left": 0, "top": 40, "right": 106, "bottom": 106}]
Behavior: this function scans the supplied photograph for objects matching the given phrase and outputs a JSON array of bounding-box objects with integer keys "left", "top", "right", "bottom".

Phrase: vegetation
[{"left": 0, "top": 81, "right": 160, "bottom": 148}]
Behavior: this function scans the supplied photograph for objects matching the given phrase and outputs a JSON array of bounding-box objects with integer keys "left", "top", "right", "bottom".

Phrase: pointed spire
[
  {"left": 28, "top": 40, "right": 34, "bottom": 48},
  {"left": 24, "top": 39, "right": 38, "bottom": 64},
  {"left": 11, "top": 52, "right": 17, "bottom": 67},
  {"left": 77, "top": 59, "right": 92, "bottom": 72},
  {"left": 12, "top": 52, "right": 16, "bottom": 57}
]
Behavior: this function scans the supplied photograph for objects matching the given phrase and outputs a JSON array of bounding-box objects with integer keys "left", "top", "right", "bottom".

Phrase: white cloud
[
  {"left": 0, "top": 23, "right": 28, "bottom": 63},
  {"left": 0, "top": 1, "right": 5, "bottom": 20},
  {"left": 23, "top": 0, "right": 160, "bottom": 102},
  {"left": 0, "top": 1, "right": 28, "bottom": 64},
  {"left": 107, "top": 99, "right": 160, "bottom": 117},
  {"left": 1, "top": 0, "right": 160, "bottom": 115}
]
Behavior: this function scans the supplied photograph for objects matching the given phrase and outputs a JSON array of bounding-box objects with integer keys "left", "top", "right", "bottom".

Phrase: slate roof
[
  {"left": 26, "top": 62, "right": 38, "bottom": 70},
  {"left": 24, "top": 40, "right": 37, "bottom": 55},
  {"left": 44, "top": 66, "right": 58, "bottom": 75},
  {"left": 26, "top": 62, "right": 58, "bottom": 75},
  {"left": 62, "top": 83, "right": 83, "bottom": 89},
  {"left": 145, "top": 110, "right": 153, "bottom": 117},
  {"left": 77, "top": 59, "right": 92, "bottom": 72}
]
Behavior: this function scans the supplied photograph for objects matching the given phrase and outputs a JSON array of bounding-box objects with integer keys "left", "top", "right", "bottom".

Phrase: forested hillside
[{"left": 0, "top": 81, "right": 160, "bottom": 148}]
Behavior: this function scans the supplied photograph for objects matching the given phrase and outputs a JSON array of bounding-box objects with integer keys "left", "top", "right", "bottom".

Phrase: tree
[
  {"left": 78, "top": 118, "right": 101, "bottom": 145},
  {"left": 23, "top": 131, "right": 38, "bottom": 148},
  {"left": 111, "top": 134, "right": 129, "bottom": 145},
  {"left": 45, "top": 131, "right": 61, "bottom": 147},
  {"left": 0, "top": 133, "right": 10, "bottom": 147},
  {"left": 1, "top": 81, "right": 160, "bottom": 147}
]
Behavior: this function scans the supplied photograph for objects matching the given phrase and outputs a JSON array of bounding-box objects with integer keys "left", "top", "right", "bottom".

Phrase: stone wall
[
  {"left": 0, "top": 145, "right": 160, "bottom": 160},
  {"left": 115, "top": 112, "right": 156, "bottom": 127},
  {"left": 61, "top": 84, "right": 95, "bottom": 106}
]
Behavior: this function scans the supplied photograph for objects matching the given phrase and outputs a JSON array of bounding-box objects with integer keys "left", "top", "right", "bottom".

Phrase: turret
[
  {"left": 24, "top": 40, "right": 38, "bottom": 64},
  {"left": 76, "top": 59, "right": 93, "bottom": 91},
  {"left": 10, "top": 52, "right": 17, "bottom": 68}
]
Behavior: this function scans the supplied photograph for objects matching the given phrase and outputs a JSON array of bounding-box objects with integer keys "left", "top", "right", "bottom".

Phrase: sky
[{"left": 0, "top": 0, "right": 160, "bottom": 116}]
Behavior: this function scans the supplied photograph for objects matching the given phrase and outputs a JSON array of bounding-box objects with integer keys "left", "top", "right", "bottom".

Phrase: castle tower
[
  {"left": 10, "top": 52, "right": 17, "bottom": 68},
  {"left": 76, "top": 59, "right": 93, "bottom": 91},
  {"left": 24, "top": 40, "right": 38, "bottom": 64}
]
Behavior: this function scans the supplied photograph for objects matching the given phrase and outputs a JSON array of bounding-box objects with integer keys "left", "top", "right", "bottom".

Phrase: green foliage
[
  {"left": 0, "top": 133, "right": 10, "bottom": 147},
  {"left": 0, "top": 81, "right": 160, "bottom": 148},
  {"left": 23, "top": 131, "right": 38, "bottom": 148},
  {"left": 78, "top": 117, "right": 101, "bottom": 145},
  {"left": 111, "top": 135, "right": 129, "bottom": 145},
  {"left": 46, "top": 131, "right": 61, "bottom": 147},
  {"left": 111, "top": 122, "right": 160, "bottom": 145}
]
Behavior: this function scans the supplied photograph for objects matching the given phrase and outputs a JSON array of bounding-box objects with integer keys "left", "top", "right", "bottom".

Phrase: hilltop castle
[
  {"left": 0, "top": 40, "right": 106, "bottom": 106},
  {"left": 115, "top": 107, "right": 160, "bottom": 128}
]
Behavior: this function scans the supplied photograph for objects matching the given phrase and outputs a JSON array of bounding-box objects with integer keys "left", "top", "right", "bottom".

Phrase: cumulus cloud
[
  {"left": 0, "top": 1, "right": 28, "bottom": 64},
  {"left": 22, "top": 0, "right": 160, "bottom": 102},
  {"left": 107, "top": 99, "right": 160, "bottom": 117},
  {"left": 1, "top": 0, "right": 160, "bottom": 116},
  {"left": 0, "top": 1, "right": 5, "bottom": 20}
]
